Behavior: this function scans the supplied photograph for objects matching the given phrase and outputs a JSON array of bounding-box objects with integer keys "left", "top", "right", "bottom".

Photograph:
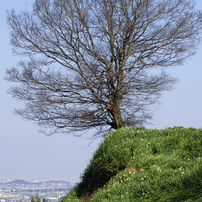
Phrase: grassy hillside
[{"left": 61, "top": 127, "right": 202, "bottom": 202}]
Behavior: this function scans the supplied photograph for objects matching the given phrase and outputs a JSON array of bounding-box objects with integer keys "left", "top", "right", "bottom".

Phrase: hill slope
[{"left": 61, "top": 127, "right": 202, "bottom": 202}]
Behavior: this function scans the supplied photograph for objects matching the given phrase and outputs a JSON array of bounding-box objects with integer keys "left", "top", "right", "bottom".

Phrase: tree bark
[
  {"left": 111, "top": 107, "right": 125, "bottom": 129},
  {"left": 107, "top": 93, "right": 125, "bottom": 129}
]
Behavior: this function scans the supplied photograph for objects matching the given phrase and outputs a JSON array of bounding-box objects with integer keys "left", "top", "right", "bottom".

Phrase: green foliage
[
  {"left": 62, "top": 127, "right": 202, "bottom": 202},
  {"left": 31, "top": 196, "right": 41, "bottom": 202}
]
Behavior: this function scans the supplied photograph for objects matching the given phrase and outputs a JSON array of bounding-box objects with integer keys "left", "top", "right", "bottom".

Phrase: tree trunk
[{"left": 108, "top": 106, "right": 125, "bottom": 129}]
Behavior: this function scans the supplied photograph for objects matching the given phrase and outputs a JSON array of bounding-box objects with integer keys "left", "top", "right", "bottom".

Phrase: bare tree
[{"left": 6, "top": 0, "right": 202, "bottom": 137}]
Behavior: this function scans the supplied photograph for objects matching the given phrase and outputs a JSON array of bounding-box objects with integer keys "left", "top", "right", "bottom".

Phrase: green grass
[{"left": 61, "top": 127, "right": 202, "bottom": 202}]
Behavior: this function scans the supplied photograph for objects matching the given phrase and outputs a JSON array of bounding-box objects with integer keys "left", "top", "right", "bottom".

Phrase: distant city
[{"left": 0, "top": 177, "right": 79, "bottom": 202}]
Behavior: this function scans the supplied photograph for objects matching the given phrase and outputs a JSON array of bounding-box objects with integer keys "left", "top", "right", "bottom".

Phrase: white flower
[{"left": 157, "top": 167, "right": 161, "bottom": 172}]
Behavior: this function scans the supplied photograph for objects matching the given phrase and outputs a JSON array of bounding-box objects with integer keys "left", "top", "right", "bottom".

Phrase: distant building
[{"left": 0, "top": 198, "right": 6, "bottom": 202}]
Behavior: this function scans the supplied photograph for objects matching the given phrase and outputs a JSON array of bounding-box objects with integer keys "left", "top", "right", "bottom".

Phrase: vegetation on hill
[{"left": 61, "top": 127, "right": 202, "bottom": 202}]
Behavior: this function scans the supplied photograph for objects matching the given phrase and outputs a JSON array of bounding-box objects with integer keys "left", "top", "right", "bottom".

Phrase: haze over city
[{"left": 1, "top": 0, "right": 202, "bottom": 180}]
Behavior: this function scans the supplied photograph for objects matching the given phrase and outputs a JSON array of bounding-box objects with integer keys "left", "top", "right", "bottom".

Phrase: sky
[{"left": 0, "top": 0, "right": 202, "bottom": 179}]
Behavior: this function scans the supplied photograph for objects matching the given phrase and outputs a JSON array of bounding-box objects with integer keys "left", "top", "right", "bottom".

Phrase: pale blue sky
[{"left": 0, "top": 0, "right": 202, "bottom": 179}]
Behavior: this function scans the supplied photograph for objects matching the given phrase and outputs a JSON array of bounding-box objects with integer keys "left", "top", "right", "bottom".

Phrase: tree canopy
[{"left": 6, "top": 0, "right": 202, "bottom": 137}]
